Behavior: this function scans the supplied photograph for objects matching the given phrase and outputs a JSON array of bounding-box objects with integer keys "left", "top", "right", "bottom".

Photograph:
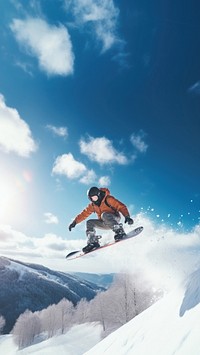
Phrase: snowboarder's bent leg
[
  {"left": 82, "top": 232, "right": 101, "bottom": 253},
  {"left": 86, "top": 218, "right": 107, "bottom": 234},
  {"left": 83, "top": 214, "right": 126, "bottom": 252},
  {"left": 83, "top": 219, "right": 103, "bottom": 253},
  {"left": 113, "top": 224, "right": 126, "bottom": 241},
  {"left": 101, "top": 212, "right": 120, "bottom": 229},
  {"left": 87, "top": 213, "right": 120, "bottom": 232},
  {"left": 101, "top": 212, "right": 126, "bottom": 241}
]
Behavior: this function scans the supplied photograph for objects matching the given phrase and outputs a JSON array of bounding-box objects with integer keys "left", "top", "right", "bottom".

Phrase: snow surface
[
  {"left": 85, "top": 269, "right": 200, "bottom": 355},
  {"left": 0, "top": 323, "right": 102, "bottom": 355},
  {"left": 62, "top": 214, "right": 200, "bottom": 293},
  {"left": 1, "top": 214, "right": 200, "bottom": 354}
]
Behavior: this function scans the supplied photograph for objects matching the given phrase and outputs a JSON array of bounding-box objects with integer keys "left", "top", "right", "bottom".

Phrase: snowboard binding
[
  {"left": 113, "top": 223, "right": 126, "bottom": 241},
  {"left": 82, "top": 234, "right": 102, "bottom": 253}
]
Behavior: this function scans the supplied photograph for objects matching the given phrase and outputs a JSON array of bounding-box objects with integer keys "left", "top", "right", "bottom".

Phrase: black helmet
[{"left": 87, "top": 186, "right": 101, "bottom": 200}]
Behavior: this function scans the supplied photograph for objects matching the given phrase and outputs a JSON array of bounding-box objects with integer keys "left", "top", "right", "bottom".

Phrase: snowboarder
[{"left": 68, "top": 187, "right": 133, "bottom": 253}]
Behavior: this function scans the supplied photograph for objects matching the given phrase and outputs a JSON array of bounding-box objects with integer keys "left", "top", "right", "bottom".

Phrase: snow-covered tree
[
  {"left": 89, "top": 272, "right": 163, "bottom": 335},
  {"left": 103, "top": 273, "right": 138, "bottom": 327},
  {"left": 73, "top": 298, "right": 91, "bottom": 324},
  {"left": 40, "top": 304, "right": 58, "bottom": 338},
  {"left": 12, "top": 310, "right": 41, "bottom": 349},
  {"left": 56, "top": 298, "right": 74, "bottom": 333},
  {"left": 111, "top": 272, "right": 163, "bottom": 325},
  {"left": 89, "top": 291, "right": 109, "bottom": 332},
  {"left": 0, "top": 315, "right": 5, "bottom": 334}
]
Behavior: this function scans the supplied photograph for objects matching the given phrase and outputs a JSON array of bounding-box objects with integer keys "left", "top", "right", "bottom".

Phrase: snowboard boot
[
  {"left": 113, "top": 223, "right": 126, "bottom": 241},
  {"left": 82, "top": 231, "right": 101, "bottom": 253}
]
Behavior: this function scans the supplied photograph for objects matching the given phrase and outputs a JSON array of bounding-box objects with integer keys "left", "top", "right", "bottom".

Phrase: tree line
[
  {"left": 0, "top": 315, "right": 5, "bottom": 334},
  {"left": 11, "top": 272, "right": 163, "bottom": 349}
]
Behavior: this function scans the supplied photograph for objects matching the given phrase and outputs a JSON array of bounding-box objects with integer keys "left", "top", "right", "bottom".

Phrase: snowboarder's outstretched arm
[{"left": 68, "top": 204, "right": 94, "bottom": 231}]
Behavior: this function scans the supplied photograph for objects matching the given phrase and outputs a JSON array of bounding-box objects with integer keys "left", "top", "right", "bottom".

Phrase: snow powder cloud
[{"left": 1, "top": 215, "right": 200, "bottom": 282}]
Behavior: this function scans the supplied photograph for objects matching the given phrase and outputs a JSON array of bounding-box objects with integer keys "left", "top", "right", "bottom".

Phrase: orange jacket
[{"left": 75, "top": 188, "right": 130, "bottom": 224}]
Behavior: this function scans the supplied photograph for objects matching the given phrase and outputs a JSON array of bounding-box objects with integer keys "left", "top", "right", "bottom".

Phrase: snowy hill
[
  {"left": 0, "top": 323, "right": 103, "bottom": 355},
  {"left": 0, "top": 256, "right": 102, "bottom": 333},
  {"left": 1, "top": 215, "right": 200, "bottom": 354},
  {"left": 85, "top": 268, "right": 200, "bottom": 355},
  {"left": 1, "top": 268, "right": 200, "bottom": 355}
]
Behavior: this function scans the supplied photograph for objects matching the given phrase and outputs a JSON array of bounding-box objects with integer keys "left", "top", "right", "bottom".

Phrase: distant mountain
[
  {"left": 0, "top": 256, "right": 103, "bottom": 334},
  {"left": 72, "top": 272, "right": 115, "bottom": 288}
]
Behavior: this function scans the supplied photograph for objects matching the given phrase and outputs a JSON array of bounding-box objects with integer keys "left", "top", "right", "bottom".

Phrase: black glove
[
  {"left": 124, "top": 216, "right": 134, "bottom": 225},
  {"left": 69, "top": 220, "right": 76, "bottom": 231}
]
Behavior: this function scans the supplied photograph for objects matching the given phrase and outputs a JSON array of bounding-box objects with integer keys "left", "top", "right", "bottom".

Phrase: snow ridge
[{"left": 85, "top": 268, "right": 200, "bottom": 355}]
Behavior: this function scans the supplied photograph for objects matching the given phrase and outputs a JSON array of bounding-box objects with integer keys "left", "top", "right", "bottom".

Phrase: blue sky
[{"left": 0, "top": 0, "right": 200, "bottom": 251}]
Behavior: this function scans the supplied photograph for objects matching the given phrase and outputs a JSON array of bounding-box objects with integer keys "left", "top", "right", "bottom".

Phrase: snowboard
[{"left": 66, "top": 226, "right": 143, "bottom": 260}]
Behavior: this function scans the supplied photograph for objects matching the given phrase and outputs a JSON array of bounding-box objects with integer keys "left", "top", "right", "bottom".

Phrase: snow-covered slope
[
  {"left": 0, "top": 257, "right": 102, "bottom": 333},
  {"left": 85, "top": 268, "right": 200, "bottom": 355},
  {"left": 1, "top": 215, "right": 200, "bottom": 354},
  {"left": 0, "top": 323, "right": 102, "bottom": 355},
  {"left": 2, "top": 268, "right": 200, "bottom": 355}
]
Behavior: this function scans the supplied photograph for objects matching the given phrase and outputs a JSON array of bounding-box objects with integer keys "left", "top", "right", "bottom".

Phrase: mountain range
[{"left": 0, "top": 256, "right": 103, "bottom": 334}]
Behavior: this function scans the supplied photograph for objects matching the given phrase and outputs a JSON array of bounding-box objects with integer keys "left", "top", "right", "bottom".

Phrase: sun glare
[
  {"left": 0, "top": 174, "right": 26, "bottom": 221},
  {"left": 0, "top": 180, "right": 15, "bottom": 218}
]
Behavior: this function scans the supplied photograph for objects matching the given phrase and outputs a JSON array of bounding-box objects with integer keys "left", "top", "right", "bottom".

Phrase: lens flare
[{"left": 0, "top": 171, "right": 31, "bottom": 221}]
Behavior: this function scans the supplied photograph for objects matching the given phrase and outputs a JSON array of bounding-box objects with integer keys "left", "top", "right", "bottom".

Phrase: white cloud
[
  {"left": 46, "top": 124, "right": 68, "bottom": 138},
  {"left": 52, "top": 153, "right": 98, "bottom": 185},
  {"left": 44, "top": 212, "right": 59, "bottom": 224},
  {"left": 52, "top": 153, "right": 87, "bottom": 179},
  {"left": 80, "top": 136, "right": 128, "bottom": 165},
  {"left": 0, "top": 224, "right": 71, "bottom": 258},
  {"left": 10, "top": 17, "right": 74, "bottom": 76},
  {"left": 2, "top": 217, "right": 200, "bottom": 277},
  {"left": 0, "top": 94, "right": 37, "bottom": 157},
  {"left": 79, "top": 169, "right": 97, "bottom": 184},
  {"left": 0, "top": 224, "right": 27, "bottom": 243},
  {"left": 98, "top": 175, "right": 111, "bottom": 186},
  {"left": 112, "top": 51, "right": 130, "bottom": 68},
  {"left": 15, "top": 61, "right": 33, "bottom": 76},
  {"left": 68, "top": 0, "right": 121, "bottom": 52},
  {"left": 188, "top": 81, "right": 200, "bottom": 95},
  {"left": 130, "top": 132, "right": 148, "bottom": 153}
]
